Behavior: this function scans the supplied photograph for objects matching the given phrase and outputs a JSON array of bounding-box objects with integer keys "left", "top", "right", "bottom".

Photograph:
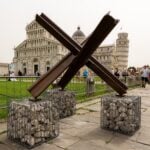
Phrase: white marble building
[
  {"left": 13, "top": 20, "right": 129, "bottom": 76},
  {"left": 13, "top": 21, "right": 68, "bottom": 75},
  {"left": 72, "top": 27, "right": 129, "bottom": 71},
  {"left": 0, "top": 63, "right": 9, "bottom": 76}
]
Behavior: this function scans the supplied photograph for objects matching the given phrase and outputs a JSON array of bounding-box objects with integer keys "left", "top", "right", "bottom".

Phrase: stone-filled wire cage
[
  {"left": 43, "top": 88, "right": 76, "bottom": 119},
  {"left": 101, "top": 95, "right": 141, "bottom": 135},
  {"left": 7, "top": 99, "right": 59, "bottom": 149}
]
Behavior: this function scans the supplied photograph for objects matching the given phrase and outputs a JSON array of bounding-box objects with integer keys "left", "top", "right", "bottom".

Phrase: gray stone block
[
  {"left": 101, "top": 95, "right": 141, "bottom": 135},
  {"left": 44, "top": 89, "right": 76, "bottom": 119},
  {"left": 7, "top": 99, "right": 59, "bottom": 148}
]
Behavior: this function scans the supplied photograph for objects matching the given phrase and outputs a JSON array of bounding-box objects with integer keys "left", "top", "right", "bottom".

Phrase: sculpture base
[
  {"left": 7, "top": 99, "right": 59, "bottom": 149},
  {"left": 101, "top": 95, "right": 141, "bottom": 135},
  {"left": 44, "top": 89, "right": 76, "bottom": 119}
]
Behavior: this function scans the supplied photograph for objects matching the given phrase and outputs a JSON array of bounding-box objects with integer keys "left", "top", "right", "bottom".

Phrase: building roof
[
  {"left": 0, "top": 63, "right": 9, "bottom": 67},
  {"left": 72, "top": 26, "right": 85, "bottom": 38}
]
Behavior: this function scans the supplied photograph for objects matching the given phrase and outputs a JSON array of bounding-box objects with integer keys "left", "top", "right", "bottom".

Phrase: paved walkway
[{"left": 1, "top": 85, "right": 150, "bottom": 150}]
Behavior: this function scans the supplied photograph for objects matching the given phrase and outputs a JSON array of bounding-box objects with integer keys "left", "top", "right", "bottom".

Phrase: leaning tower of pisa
[{"left": 116, "top": 32, "right": 129, "bottom": 70}]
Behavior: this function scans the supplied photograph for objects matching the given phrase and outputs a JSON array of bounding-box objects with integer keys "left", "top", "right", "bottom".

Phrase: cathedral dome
[
  {"left": 72, "top": 26, "right": 85, "bottom": 44},
  {"left": 72, "top": 26, "right": 85, "bottom": 38}
]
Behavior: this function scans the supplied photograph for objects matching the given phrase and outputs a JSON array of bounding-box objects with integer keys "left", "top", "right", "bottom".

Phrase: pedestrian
[
  {"left": 114, "top": 68, "right": 120, "bottom": 79},
  {"left": 83, "top": 68, "right": 89, "bottom": 79},
  {"left": 18, "top": 70, "right": 22, "bottom": 76},
  {"left": 86, "top": 71, "right": 95, "bottom": 96},
  {"left": 122, "top": 69, "right": 128, "bottom": 83},
  {"left": 141, "top": 65, "right": 149, "bottom": 87},
  {"left": 10, "top": 71, "right": 17, "bottom": 81},
  {"left": 35, "top": 71, "right": 40, "bottom": 79}
]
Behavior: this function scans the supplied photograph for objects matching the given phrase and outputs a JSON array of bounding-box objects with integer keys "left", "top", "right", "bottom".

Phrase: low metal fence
[{"left": 0, "top": 75, "right": 141, "bottom": 119}]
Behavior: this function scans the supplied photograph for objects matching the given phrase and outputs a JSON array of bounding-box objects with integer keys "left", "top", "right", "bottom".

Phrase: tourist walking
[{"left": 141, "top": 65, "right": 149, "bottom": 87}]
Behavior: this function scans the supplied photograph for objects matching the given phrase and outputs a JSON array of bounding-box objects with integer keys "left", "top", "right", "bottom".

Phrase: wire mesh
[
  {"left": 0, "top": 75, "right": 142, "bottom": 120},
  {"left": 101, "top": 95, "right": 141, "bottom": 135},
  {"left": 43, "top": 88, "right": 76, "bottom": 119},
  {"left": 7, "top": 99, "right": 59, "bottom": 148}
]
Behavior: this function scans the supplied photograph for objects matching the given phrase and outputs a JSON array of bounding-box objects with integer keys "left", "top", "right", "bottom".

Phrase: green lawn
[
  {"left": 0, "top": 81, "right": 32, "bottom": 103},
  {"left": 0, "top": 79, "right": 107, "bottom": 119},
  {"left": 0, "top": 80, "right": 34, "bottom": 119},
  {"left": 66, "top": 82, "right": 107, "bottom": 102},
  {"left": 0, "top": 76, "right": 141, "bottom": 119}
]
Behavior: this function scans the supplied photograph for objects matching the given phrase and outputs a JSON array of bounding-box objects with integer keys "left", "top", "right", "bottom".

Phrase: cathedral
[{"left": 13, "top": 20, "right": 129, "bottom": 76}]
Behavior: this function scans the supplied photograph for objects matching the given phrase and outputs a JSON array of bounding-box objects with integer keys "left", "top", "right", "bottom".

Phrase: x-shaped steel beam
[{"left": 28, "top": 13, "right": 127, "bottom": 98}]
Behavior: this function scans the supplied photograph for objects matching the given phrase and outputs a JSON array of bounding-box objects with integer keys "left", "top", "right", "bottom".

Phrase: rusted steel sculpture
[{"left": 28, "top": 13, "right": 128, "bottom": 98}]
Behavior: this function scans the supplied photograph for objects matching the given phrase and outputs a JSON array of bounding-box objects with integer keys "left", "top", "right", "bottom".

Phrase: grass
[
  {"left": 0, "top": 108, "right": 8, "bottom": 119},
  {"left": 0, "top": 81, "right": 32, "bottom": 102},
  {"left": 0, "top": 80, "right": 34, "bottom": 119},
  {"left": 0, "top": 78, "right": 107, "bottom": 119},
  {"left": 0, "top": 76, "right": 141, "bottom": 119},
  {"left": 65, "top": 79, "right": 107, "bottom": 102},
  {"left": 74, "top": 84, "right": 107, "bottom": 103}
]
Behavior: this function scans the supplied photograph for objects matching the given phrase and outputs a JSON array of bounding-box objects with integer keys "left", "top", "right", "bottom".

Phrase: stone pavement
[{"left": 1, "top": 85, "right": 150, "bottom": 150}]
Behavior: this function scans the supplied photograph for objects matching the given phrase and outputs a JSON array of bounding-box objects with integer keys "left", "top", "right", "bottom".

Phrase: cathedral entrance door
[
  {"left": 23, "top": 68, "right": 26, "bottom": 75},
  {"left": 34, "top": 64, "right": 38, "bottom": 74}
]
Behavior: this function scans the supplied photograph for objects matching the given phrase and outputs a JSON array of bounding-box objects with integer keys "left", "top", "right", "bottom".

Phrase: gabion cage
[
  {"left": 7, "top": 99, "right": 59, "bottom": 149},
  {"left": 101, "top": 95, "right": 141, "bottom": 135},
  {"left": 43, "top": 89, "right": 76, "bottom": 119}
]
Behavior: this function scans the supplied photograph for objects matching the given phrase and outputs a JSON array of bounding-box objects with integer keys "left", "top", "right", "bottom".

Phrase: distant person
[
  {"left": 10, "top": 71, "right": 17, "bottom": 81},
  {"left": 35, "top": 71, "right": 40, "bottom": 79},
  {"left": 83, "top": 69, "right": 89, "bottom": 79},
  {"left": 18, "top": 70, "right": 22, "bottom": 76},
  {"left": 141, "top": 65, "right": 149, "bottom": 87},
  {"left": 35, "top": 71, "right": 39, "bottom": 76},
  {"left": 114, "top": 68, "right": 120, "bottom": 78},
  {"left": 111, "top": 68, "right": 115, "bottom": 74},
  {"left": 86, "top": 71, "right": 95, "bottom": 96},
  {"left": 37, "top": 72, "right": 40, "bottom": 76},
  {"left": 8, "top": 71, "right": 11, "bottom": 81},
  {"left": 122, "top": 69, "right": 128, "bottom": 83}
]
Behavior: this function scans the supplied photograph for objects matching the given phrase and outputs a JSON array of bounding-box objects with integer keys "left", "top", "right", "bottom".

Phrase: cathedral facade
[
  {"left": 13, "top": 20, "right": 129, "bottom": 76},
  {"left": 13, "top": 20, "right": 68, "bottom": 75}
]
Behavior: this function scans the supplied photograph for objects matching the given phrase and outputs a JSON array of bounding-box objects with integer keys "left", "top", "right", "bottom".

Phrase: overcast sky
[{"left": 0, "top": 0, "right": 149, "bottom": 67}]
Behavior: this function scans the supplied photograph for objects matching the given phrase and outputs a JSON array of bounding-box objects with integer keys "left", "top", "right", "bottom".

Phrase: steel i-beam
[{"left": 28, "top": 13, "right": 127, "bottom": 98}]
